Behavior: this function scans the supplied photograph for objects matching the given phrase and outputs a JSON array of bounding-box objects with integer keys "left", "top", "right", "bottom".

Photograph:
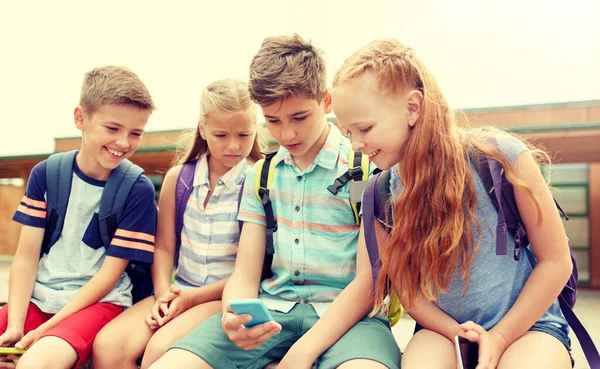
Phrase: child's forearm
[
  {"left": 293, "top": 275, "right": 373, "bottom": 362},
  {"left": 221, "top": 271, "right": 260, "bottom": 313},
  {"left": 43, "top": 257, "right": 128, "bottom": 329},
  {"left": 151, "top": 247, "right": 174, "bottom": 298},
  {"left": 403, "top": 291, "right": 461, "bottom": 341},
  {"left": 7, "top": 259, "right": 39, "bottom": 330},
  {"left": 492, "top": 258, "right": 571, "bottom": 345},
  {"left": 187, "top": 277, "right": 229, "bottom": 306}
]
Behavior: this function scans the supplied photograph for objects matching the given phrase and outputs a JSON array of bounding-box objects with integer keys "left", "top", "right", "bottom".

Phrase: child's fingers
[
  {"left": 0, "top": 361, "right": 16, "bottom": 369},
  {"left": 233, "top": 322, "right": 281, "bottom": 350},
  {"left": 145, "top": 313, "right": 158, "bottom": 329},
  {"left": 162, "top": 291, "right": 180, "bottom": 303},
  {"left": 159, "top": 302, "right": 169, "bottom": 317},
  {"left": 222, "top": 313, "right": 252, "bottom": 333}
]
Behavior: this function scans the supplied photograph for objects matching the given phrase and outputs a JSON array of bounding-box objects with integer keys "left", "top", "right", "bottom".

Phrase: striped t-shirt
[
  {"left": 13, "top": 157, "right": 156, "bottom": 312},
  {"left": 238, "top": 124, "right": 373, "bottom": 316},
  {"left": 174, "top": 154, "right": 252, "bottom": 289}
]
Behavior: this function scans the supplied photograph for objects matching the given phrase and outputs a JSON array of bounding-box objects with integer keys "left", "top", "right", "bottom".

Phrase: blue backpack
[
  {"left": 41, "top": 150, "right": 154, "bottom": 304},
  {"left": 362, "top": 154, "right": 600, "bottom": 369}
]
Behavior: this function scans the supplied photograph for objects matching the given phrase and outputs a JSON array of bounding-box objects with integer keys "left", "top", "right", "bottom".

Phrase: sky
[{"left": 0, "top": 0, "right": 598, "bottom": 157}]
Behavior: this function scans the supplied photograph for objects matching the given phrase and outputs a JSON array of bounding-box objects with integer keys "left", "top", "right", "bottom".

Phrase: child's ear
[
  {"left": 198, "top": 121, "right": 206, "bottom": 140},
  {"left": 74, "top": 106, "right": 85, "bottom": 130},
  {"left": 322, "top": 89, "right": 333, "bottom": 114},
  {"left": 406, "top": 90, "right": 423, "bottom": 127}
]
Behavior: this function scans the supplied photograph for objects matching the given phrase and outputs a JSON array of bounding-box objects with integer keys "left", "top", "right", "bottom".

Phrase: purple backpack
[
  {"left": 362, "top": 157, "right": 600, "bottom": 369},
  {"left": 174, "top": 161, "right": 244, "bottom": 268}
]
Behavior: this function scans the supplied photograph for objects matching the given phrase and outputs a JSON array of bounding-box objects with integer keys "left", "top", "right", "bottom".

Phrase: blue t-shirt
[
  {"left": 389, "top": 134, "right": 569, "bottom": 334},
  {"left": 13, "top": 158, "right": 157, "bottom": 312}
]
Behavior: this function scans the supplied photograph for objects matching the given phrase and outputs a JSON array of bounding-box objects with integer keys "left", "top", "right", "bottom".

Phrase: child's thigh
[
  {"left": 401, "top": 329, "right": 456, "bottom": 369},
  {"left": 42, "top": 302, "right": 123, "bottom": 367},
  {"left": 316, "top": 315, "right": 401, "bottom": 369},
  {"left": 93, "top": 296, "right": 154, "bottom": 354},
  {"left": 16, "top": 336, "right": 78, "bottom": 369},
  {"left": 147, "top": 300, "right": 221, "bottom": 351},
  {"left": 498, "top": 331, "right": 572, "bottom": 369}
]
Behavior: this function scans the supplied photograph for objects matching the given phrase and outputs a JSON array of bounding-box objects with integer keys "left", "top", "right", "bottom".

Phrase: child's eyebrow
[
  {"left": 104, "top": 121, "right": 144, "bottom": 133},
  {"left": 264, "top": 109, "right": 311, "bottom": 119}
]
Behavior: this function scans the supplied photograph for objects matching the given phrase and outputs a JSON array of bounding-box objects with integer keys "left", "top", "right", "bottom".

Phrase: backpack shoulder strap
[
  {"left": 362, "top": 172, "right": 383, "bottom": 286},
  {"left": 253, "top": 151, "right": 278, "bottom": 281},
  {"left": 362, "top": 169, "right": 405, "bottom": 326},
  {"left": 173, "top": 161, "right": 197, "bottom": 268},
  {"left": 348, "top": 150, "right": 370, "bottom": 225},
  {"left": 98, "top": 158, "right": 144, "bottom": 249},
  {"left": 42, "top": 150, "right": 78, "bottom": 254}
]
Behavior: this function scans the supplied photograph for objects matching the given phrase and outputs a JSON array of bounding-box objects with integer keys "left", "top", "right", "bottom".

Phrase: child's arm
[
  {"left": 151, "top": 166, "right": 180, "bottom": 298},
  {"left": 16, "top": 255, "right": 129, "bottom": 349},
  {"left": 0, "top": 226, "right": 44, "bottom": 345},
  {"left": 279, "top": 222, "right": 379, "bottom": 365},
  {"left": 219, "top": 221, "right": 282, "bottom": 348},
  {"left": 374, "top": 220, "right": 462, "bottom": 341},
  {"left": 221, "top": 221, "right": 266, "bottom": 308},
  {"left": 466, "top": 151, "right": 572, "bottom": 354}
]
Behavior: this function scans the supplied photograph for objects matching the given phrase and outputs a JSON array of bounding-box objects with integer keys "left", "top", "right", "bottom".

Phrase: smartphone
[
  {"left": 454, "top": 336, "right": 478, "bottom": 369},
  {"left": 229, "top": 298, "right": 275, "bottom": 328},
  {"left": 0, "top": 347, "right": 26, "bottom": 356}
]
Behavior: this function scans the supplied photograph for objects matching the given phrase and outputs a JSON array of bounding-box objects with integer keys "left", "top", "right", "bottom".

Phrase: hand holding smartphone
[
  {"left": 229, "top": 298, "right": 275, "bottom": 328},
  {"left": 0, "top": 347, "right": 26, "bottom": 356},
  {"left": 454, "top": 336, "right": 478, "bottom": 369}
]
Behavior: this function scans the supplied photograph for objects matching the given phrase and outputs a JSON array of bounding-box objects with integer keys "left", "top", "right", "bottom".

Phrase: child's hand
[
  {"left": 0, "top": 326, "right": 23, "bottom": 348},
  {"left": 15, "top": 323, "right": 48, "bottom": 350},
  {"left": 0, "top": 355, "right": 19, "bottom": 369},
  {"left": 157, "top": 290, "right": 192, "bottom": 326},
  {"left": 146, "top": 286, "right": 182, "bottom": 329},
  {"left": 221, "top": 305, "right": 281, "bottom": 350},
  {"left": 460, "top": 321, "right": 509, "bottom": 369}
]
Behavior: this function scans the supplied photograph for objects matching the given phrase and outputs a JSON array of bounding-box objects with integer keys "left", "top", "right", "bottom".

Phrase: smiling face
[
  {"left": 333, "top": 71, "right": 421, "bottom": 170},
  {"left": 74, "top": 103, "right": 151, "bottom": 180},
  {"left": 261, "top": 93, "right": 331, "bottom": 169},
  {"left": 199, "top": 112, "right": 257, "bottom": 176}
]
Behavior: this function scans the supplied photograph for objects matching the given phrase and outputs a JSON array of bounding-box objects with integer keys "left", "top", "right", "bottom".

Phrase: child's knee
[{"left": 142, "top": 335, "right": 169, "bottom": 367}]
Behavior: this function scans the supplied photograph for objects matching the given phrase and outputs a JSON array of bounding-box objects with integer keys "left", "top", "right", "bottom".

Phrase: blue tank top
[{"left": 389, "top": 134, "right": 568, "bottom": 333}]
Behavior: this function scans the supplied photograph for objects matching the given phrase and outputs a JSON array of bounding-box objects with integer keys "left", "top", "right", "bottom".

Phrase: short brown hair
[
  {"left": 79, "top": 66, "right": 155, "bottom": 115},
  {"left": 249, "top": 34, "right": 326, "bottom": 106}
]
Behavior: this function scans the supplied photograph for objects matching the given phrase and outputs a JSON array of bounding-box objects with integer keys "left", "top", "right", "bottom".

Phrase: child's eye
[
  {"left": 267, "top": 119, "right": 279, "bottom": 124},
  {"left": 130, "top": 132, "right": 142, "bottom": 137},
  {"left": 294, "top": 116, "right": 308, "bottom": 121},
  {"left": 106, "top": 127, "right": 118, "bottom": 132},
  {"left": 359, "top": 126, "right": 372, "bottom": 133},
  {"left": 239, "top": 134, "right": 250, "bottom": 137},
  {"left": 215, "top": 134, "right": 226, "bottom": 138}
]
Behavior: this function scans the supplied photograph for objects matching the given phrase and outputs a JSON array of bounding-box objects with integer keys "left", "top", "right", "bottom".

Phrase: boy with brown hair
[
  {"left": 0, "top": 66, "right": 158, "bottom": 369},
  {"left": 150, "top": 34, "right": 400, "bottom": 369}
]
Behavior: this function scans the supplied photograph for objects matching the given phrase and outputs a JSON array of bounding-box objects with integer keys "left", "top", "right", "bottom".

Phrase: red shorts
[{"left": 0, "top": 302, "right": 123, "bottom": 367}]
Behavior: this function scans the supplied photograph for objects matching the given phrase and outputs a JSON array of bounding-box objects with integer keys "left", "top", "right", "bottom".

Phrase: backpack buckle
[
  {"left": 258, "top": 187, "right": 270, "bottom": 205},
  {"left": 348, "top": 166, "right": 363, "bottom": 181},
  {"left": 327, "top": 179, "right": 346, "bottom": 195}
]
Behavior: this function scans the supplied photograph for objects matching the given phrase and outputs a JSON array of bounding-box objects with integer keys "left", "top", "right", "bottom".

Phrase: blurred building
[{"left": 1, "top": 100, "right": 599, "bottom": 288}]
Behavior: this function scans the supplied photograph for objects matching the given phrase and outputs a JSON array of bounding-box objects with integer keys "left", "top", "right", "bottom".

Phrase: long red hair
[{"left": 333, "top": 39, "right": 548, "bottom": 311}]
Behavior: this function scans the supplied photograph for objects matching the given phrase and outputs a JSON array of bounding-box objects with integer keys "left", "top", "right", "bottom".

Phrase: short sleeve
[
  {"left": 237, "top": 162, "right": 267, "bottom": 226},
  {"left": 105, "top": 175, "right": 157, "bottom": 264},
  {"left": 496, "top": 134, "right": 528, "bottom": 165},
  {"left": 12, "top": 161, "right": 48, "bottom": 228}
]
